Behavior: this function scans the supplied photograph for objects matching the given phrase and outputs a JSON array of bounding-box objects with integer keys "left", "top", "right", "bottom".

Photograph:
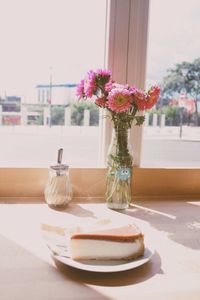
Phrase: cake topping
[{"left": 71, "top": 224, "right": 143, "bottom": 242}]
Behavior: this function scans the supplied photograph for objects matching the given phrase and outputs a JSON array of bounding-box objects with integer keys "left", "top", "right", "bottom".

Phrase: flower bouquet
[{"left": 77, "top": 69, "right": 160, "bottom": 209}]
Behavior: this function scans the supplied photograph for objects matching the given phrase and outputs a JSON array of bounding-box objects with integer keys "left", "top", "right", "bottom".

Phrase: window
[
  {"left": 0, "top": 0, "right": 107, "bottom": 167},
  {"left": 1, "top": 0, "right": 200, "bottom": 200},
  {"left": 141, "top": 0, "right": 200, "bottom": 167}
]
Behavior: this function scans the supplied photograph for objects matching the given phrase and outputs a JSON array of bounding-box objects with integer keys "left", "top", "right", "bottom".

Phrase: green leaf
[{"left": 135, "top": 116, "right": 145, "bottom": 126}]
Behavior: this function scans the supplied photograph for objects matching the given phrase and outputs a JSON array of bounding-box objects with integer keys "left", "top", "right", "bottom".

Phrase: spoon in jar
[{"left": 56, "top": 148, "right": 63, "bottom": 176}]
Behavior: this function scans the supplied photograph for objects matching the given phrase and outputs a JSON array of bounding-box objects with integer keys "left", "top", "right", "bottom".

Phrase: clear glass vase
[{"left": 106, "top": 126, "right": 133, "bottom": 210}]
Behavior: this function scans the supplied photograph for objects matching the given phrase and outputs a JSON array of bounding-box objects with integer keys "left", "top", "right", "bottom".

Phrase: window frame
[
  {"left": 100, "top": 0, "right": 149, "bottom": 167},
  {"left": 1, "top": 0, "right": 200, "bottom": 201}
]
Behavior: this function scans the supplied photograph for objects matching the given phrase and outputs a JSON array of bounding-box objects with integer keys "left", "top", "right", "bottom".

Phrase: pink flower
[
  {"left": 132, "top": 89, "right": 147, "bottom": 110},
  {"left": 107, "top": 88, "right": 132, "bottom": 113},
  {"left": 84, "top": 70, "right": 97, "bottom": 98},
  {"left": 96, "top": 69, "right": 112, "bottom": 77},
  {"left": 95, "top": 97, "right": 108, "bottom": 108},
  {"left": 76, "top": 68, "right": 160, "bottom": 116},
  {"left": 129, "top": 85, "right": 137, "bottom": 94},
  {"left": 105, "top": 79, "right": 114, "bottom": 92},
  {"left": 95, "top": 69, "right": 112, "bottom": 91},
  {"left": 146, "top": 85, "right": 160, "bottom": 109},
  {"left": 76, "top": 79, "right": 85, "bottom": 98}
]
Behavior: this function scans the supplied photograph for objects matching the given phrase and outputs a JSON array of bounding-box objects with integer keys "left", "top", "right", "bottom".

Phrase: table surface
[{"left": 0, "top": 199, "right": 200, "bottom": 300}]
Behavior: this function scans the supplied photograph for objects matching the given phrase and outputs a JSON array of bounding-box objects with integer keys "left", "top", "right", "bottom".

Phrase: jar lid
[{"left": 50, "top": 164, "right": 69, "bottom": 171}]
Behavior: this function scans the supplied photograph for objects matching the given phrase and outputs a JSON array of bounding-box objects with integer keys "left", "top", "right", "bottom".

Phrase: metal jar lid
[{"left": 50, "top": 164, "right": 69, "bottom": 171}]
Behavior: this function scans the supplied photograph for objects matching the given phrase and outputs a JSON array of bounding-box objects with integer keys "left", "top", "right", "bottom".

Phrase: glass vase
[{"left": 106, "top": 126, "right": 133, "bottom": 210}]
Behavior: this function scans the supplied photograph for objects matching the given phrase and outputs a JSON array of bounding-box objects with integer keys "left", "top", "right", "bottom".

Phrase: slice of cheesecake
[{"left": 70, "top": 224, "right": 144, "bottom": 260}]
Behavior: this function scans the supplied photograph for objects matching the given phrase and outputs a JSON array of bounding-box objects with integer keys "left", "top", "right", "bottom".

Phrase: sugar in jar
[{"left": 44, "top": 164, "right": 72, "bottom": 206}]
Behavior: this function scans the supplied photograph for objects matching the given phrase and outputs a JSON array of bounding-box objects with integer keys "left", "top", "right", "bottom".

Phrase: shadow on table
[
  {"left": 48, "top": 202, "right": 97, "bottom": 219},
  {"left": 126, "top": 200, "right": 200, "bottom": 250},
  {"left": 0, "top": 234, "right": 110, "bottom": 300},
  {"left": 53, "top": 250, "right": 162, "bottom": 287}
]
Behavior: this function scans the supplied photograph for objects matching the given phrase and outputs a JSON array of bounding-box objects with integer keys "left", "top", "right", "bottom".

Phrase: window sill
[{"left": 0, "top": 167, "right": 200, "bottom": 201}]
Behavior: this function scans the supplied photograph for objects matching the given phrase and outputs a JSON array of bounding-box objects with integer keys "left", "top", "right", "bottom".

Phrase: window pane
[
  {"left": 142, "top": 0, "right": 200, "bottom": 167},
  {"left": 0, "top": 0, "right": 107, "bottom": 167}
]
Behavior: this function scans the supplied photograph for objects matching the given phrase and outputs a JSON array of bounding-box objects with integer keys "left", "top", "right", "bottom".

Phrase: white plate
[{"left": 53, "top": 246, "right": 154, "bottom": 273}]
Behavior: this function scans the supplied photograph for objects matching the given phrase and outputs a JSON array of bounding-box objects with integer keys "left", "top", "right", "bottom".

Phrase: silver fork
[{"left": 46, "top": 242, "right": 71, "bottom": 258}]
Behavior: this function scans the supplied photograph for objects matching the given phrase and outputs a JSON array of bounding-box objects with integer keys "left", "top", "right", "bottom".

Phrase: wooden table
[{"left": 0, "top": 200, "right": 200, "bottom": 300}]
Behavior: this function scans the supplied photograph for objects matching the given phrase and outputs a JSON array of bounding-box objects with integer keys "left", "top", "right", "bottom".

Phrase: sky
[
  {"left": 146, "top": 0, "right": 200, "bottom": 86},
  {"left": 0, "top": 0, "right": 106, "bottom": 101},
  {"left": 0, "top": 0, "right": 200, "bottom": 100}
]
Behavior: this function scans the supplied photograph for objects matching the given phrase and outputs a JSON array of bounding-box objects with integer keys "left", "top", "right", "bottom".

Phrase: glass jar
[
  {"left": 106, "top": 127, "right": 133, "bottom": 210},
  {"left": 44, "top": 164, "right": 72, "bottom": 206}
]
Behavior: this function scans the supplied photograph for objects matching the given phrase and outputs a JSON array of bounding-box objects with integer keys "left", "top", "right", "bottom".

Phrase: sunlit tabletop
[{"left": 0, "top": 199, "right": 200, "bottom": 300}]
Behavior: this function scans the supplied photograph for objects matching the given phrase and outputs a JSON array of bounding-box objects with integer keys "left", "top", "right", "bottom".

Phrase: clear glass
[
  {"left": 106, "top": 128, "right": 133, "bottom": 210},
  {"left": 0, "top": 0, "right": 107, "bottom": 167},
  {"left": 142, "top": 0, "right": 200, "bottom": 167},
  {"left": 44, "top": 165, "right": 72, "bottom": 206}
]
